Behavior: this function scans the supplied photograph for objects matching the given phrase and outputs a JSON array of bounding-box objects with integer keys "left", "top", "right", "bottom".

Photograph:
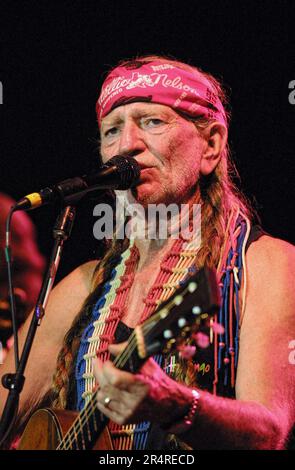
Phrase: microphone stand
[{"left": 0, "top": 204, "right": 76, "bottom": 446}]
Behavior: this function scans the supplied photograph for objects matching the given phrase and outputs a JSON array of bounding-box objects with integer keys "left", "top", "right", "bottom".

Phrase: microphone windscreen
[{"left": 103, "top": 155, "right": 140, "bottom": 190}]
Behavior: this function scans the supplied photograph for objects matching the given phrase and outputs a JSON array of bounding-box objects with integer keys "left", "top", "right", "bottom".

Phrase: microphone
[{"left": 13, "top": 155, "right": 141, "bottom": 211}]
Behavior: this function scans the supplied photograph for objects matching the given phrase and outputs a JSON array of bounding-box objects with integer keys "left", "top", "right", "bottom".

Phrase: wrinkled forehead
[
  {"left": 96, "top": 60, "right": 226, "bottom": 128},
  {"left": 100, "top": 101, "right": 178, "bottom": 128}
]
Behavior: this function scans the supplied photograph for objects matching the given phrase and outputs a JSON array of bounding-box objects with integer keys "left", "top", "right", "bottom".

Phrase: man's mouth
[
  {"left": 136, "top": 161, "right": 159, "bottom": 173},
  {"left": 137, "top": 163, "right": 152, "bottom": 170}
]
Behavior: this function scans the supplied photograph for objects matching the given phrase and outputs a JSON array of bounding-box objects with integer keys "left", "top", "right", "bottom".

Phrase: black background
[{"left": 1, "top": 1, "right": 294, "bottom": 281}]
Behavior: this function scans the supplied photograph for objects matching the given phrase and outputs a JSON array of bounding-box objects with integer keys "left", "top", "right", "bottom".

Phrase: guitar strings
[
  {"left": 58, "top": 285, "right": 193, "bottom": 449},
  {"left": 58, "top": 287, "right": 196, "bottom": 449},
  {"left": 58, "top": 310, "right": 168, "bottom": 449},
  {"left": 57, "top": 320, "right": 153, "bottom": 450},
  {"left": 58, "top": 311, "right": 162, "bottom": 450},
  {"left": 57, "top": 330, "right": 139, "bottom": 449}
]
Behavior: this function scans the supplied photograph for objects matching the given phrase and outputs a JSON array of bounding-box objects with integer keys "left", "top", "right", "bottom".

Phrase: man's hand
[{"left": 93, "top": 342, "right": 193, "bottom": 426}]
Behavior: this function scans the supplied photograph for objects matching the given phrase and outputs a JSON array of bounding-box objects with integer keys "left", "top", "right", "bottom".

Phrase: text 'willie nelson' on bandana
[{"left": 96, "top": 60, "right": 227, "bottom": 127}]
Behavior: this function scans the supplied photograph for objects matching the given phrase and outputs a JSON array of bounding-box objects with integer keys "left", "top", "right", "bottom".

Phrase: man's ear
[{"left": 200, "top": 122, "right": 228, "bottom": 176}]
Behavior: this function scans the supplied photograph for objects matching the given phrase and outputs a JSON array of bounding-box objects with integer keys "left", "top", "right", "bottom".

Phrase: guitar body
[{"left": 18, "top": 409, "right": 113, "bottom": 450}]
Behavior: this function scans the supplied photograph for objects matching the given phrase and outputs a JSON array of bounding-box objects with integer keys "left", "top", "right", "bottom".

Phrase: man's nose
[{"left": 118, "top": 121, "right": 145, "bottom": 156}]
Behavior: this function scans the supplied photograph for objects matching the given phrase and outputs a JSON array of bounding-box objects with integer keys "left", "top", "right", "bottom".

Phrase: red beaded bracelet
[{"left": 162, "top": 389, "right": 201, "bottom": 435}]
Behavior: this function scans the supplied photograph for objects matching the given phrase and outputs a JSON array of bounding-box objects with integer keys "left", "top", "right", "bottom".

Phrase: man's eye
[
  {"left": 142, "top": 118, "right": 164, "bottom": 128},
  {"left": 104, "top": 127, "right": 119, "bottom": 138}
]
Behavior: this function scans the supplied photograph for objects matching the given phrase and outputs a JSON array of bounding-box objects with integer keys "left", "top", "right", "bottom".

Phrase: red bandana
[{"left": 96, "top": 60, "right": 226, "bottom": 126}]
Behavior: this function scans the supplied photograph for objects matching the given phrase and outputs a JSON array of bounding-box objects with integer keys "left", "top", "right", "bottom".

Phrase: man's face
[{"left": 100, "top": 102, "right": 205, "bottom": 206}]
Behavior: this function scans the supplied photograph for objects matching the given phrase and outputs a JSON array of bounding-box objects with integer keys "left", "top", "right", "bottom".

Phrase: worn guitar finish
[
  {"left": 18, "top": 408, "right": 113, "bottom": 450},
  {"left": 18, "top": 267, "right": 220, "bottom": 450}
]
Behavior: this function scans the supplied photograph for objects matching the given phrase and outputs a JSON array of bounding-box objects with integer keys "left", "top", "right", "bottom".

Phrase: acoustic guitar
[{"left": 18, "top": 267, "right": 220, "bottom": 450}]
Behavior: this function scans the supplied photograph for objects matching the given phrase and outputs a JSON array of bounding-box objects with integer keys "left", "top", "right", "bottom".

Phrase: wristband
[{"left": 161, "top": 389, "right": 200, "bottom": 435}]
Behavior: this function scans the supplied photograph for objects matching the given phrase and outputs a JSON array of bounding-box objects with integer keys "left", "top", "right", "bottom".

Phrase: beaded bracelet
[{"left": 161, "top": 389, "right": 201, "bottom": 435}]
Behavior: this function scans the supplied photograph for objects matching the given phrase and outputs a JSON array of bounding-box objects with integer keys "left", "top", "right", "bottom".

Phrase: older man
[{"left": 1, "top": 56, "right": 294, "bottom": 450}]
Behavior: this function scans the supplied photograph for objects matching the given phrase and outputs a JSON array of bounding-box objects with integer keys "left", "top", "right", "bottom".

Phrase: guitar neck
[{"left": 57, "top": 330, "right": 143, "bottom": 450}]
